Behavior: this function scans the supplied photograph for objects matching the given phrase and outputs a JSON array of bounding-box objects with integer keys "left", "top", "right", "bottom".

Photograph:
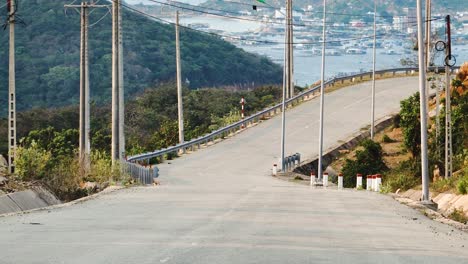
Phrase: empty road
[{"left": 1, "top": 77, "right": 467, "bottom": 264}]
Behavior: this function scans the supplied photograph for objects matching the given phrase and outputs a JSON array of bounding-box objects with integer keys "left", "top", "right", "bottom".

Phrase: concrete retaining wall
[
  {"left": 294, "top": 114, "right": 395, "bottom": 176},
  {"left": 400, "top": 189, "right": 468, "bottom": 218},
  {"left": 0, "top": 188, "right": 61, "bottom": 215}
]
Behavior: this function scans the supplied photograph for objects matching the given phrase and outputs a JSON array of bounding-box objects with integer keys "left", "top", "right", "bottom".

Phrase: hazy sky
[{"left": 125, "top": 0, "right": 207, "bottom": 5}]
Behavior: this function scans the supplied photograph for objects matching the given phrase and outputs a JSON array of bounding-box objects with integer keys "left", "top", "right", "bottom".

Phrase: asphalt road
[{"left": 1, "top": 77, "right": 467, "bottom": 264}]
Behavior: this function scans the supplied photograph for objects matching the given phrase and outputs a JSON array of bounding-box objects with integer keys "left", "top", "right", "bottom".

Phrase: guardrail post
[
  {"left": 392, "top": 71, "right": 396, "bottom": 76},
  {"left": 338, "top": 173, "right": 343, "bottom": 189}
]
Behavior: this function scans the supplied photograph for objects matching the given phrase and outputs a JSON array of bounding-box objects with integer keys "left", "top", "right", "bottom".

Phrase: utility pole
[
  {"left": 444, "top": 15, "right": 453, "bottom": 179},
  {"left": 317, "top": 0, "right": 327, "bottom": 181},
  {"left": 7, "top": 0, "right": 16, "bottom": 174},
  {"left": 112, "top": 0, "right": 125, "bottom": 162},
  {"left": 65, "top": 1, "right": 106, "bottom": 170},
  {"left": 370, "top": 0, "right": 377, "bottom": 139},
  {"left": 416, "top": 0, "right": 430, "bottom": 202},
  {"left": 175, "top": 11, "right": 184, "bottom": 146}
]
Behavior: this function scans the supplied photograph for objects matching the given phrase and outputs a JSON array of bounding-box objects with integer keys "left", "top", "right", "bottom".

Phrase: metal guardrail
[
  {"left": 283, "top": 153, "right": 301, "bottom": 172},
  {"left": 123, "top": 161, "right": 159, "bottom": 184},
  {"left": 127, "top": 66, "right": 460, "bottom": 163}
]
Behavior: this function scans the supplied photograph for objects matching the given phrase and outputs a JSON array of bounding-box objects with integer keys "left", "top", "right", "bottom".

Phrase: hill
[{"left": 0, "top": 0, "right": 282, "bottom": 116}]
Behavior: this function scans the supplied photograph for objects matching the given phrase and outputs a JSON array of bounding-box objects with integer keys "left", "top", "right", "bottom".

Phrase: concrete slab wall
[
  {"left": 294, "top": 115, "right": 395, "bottom": 175},
  {"left": 0, "top": 188, "right": 61, "bottom": 216},
  {"left": 0, "top": 195, "right": 22, "bottom": 214}
]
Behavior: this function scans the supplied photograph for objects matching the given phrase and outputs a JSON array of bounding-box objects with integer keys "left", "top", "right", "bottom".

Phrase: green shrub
[
  {"left": 448, "top": 208, "right": 468, "bottom": 224},
  {"left": 46, "top": 157, "right": 85, "bottom": 201},
  {"left": 432, "top": 177, "right": 458, "bottom": 193},
  {"left": 392, "top": 114, "right": 401, "bottom": 128},
  {"left": 342, "top": 139, "right": 387, "bottom": 188},
  {"left": 382, "top": 174, "right": 418, "bottom": 193},
  {"left": 457, "top": 178, "right": 468, "bottom": 195},
  {"left": 382, "top": 134, "right": 394, "bottom": 143},
  {"left": 14, "top": 141, "right": 52, "bottom": 180}
]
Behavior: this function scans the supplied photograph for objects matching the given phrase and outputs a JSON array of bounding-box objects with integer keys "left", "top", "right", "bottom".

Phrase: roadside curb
[{"left": 390, "top": 194, "right": 468, "bottom": 232}]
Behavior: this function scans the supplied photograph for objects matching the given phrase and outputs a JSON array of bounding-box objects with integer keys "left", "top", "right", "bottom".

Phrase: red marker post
[{"left": 240, "top": 96, "right": 246, "bottom": 128}]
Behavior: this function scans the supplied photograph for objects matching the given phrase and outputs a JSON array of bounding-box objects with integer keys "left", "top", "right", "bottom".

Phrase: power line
[
  {"left": 119, "top": 0, "right": 435, "bottom": 48},
  {"left": 134, "top": 0, "right": 441, "bottom": 30},
  {"left": 119, "top": 1, "right": 394, "bottom": 46},
  {"left": 142, "top": 0, "right": 332, "bottom": 27}
]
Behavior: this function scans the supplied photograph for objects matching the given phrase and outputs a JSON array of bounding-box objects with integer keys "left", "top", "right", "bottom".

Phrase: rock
[
  {"left": 0, "top": 176, "right": 7, "bottom": 185},
  {"left": 0, "top": 155, "right": 7, "bottom": 174},
  {"left": 82, "top": 181, "right": 97, "bottom": 191}
]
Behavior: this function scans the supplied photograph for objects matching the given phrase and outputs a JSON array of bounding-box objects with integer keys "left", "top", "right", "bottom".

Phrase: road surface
[{"left": 1, "top": 77, "right": 467, "bottom": 263}]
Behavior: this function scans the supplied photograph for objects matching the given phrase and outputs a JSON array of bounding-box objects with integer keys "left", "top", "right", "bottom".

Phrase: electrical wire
[{"left": 119, "top": 1, "right": 393, "bottom": 46}]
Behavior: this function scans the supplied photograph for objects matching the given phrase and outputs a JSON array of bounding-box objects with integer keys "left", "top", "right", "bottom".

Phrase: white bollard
[
  {"left": 356, "top": 174, "right": 363, "bottom": 189},
  {"left": 371, "top": 175, "right": 376, "bottom": 191},
  {"left": 310, "top": 172, "right": 316, "bottom": 185},
  {"left": 338, "top": 173, "right": 343, "bottom": 189},
  {"left": 375, "top": 174, "right": 382, "bottom": 192},
  {"left": 323, "top": 172, "right": 328, "bottom": 187},
  {"left": 272, "top": 164, "right": 277, "bottom": 176},
  {"left": 366, "top": 175, "right": 371, "bottom": 191}
]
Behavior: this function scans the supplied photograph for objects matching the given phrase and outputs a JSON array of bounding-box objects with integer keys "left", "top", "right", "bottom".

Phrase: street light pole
[
  {"left": 280, "top": 0, "right": 288, "bottom": 171},
  {"left": 317, "top": 0, "right": 327, "bottom": 181},
  {"left": 416, "top": 0, "right": 430, "bottom": 202},
  {"left": 288, "top": 0, "right": 294, "bottom": 99},
  {"left": 370, "top": 0, "right": 377, "bottom": 139}
]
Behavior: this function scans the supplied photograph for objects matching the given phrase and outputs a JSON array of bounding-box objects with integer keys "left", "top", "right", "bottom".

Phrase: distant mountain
[{"left": 0, "top": 0, "right": 282, "bottom": 116}]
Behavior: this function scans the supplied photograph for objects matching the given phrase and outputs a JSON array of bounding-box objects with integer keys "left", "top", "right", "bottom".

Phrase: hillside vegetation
[
  {"left": 0, "top": 83, "right": 283, "bottom": 199},
  {"left": 0, "top": 0, "right": 282, "bottom": 116}
]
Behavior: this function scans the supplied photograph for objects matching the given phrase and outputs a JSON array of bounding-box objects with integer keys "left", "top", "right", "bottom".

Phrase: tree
[
  {"left": 342, "top": 139, "right": 387, "bottom": 188},
  {"left": 400, "top": 92, "right": 421, "bottom": 157}
]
